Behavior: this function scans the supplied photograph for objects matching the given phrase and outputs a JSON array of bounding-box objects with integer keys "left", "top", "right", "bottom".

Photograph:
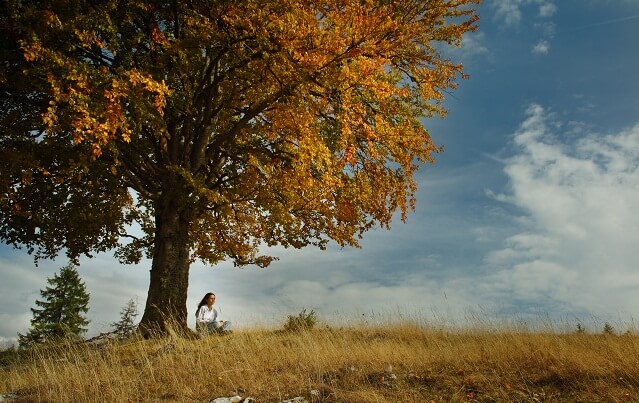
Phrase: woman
[{"left": 195, "top": 292, "right": 232, "bottom": 334}]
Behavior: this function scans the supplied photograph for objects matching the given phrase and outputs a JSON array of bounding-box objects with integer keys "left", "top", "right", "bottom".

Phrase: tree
[
  {"left": 18, "top": 264, "right": 90, "bottom": 348},
  {"left": 110, "top": 298, "right": 139, "bottom": 339},
  {"left": 1, "top": 0, "right": 479, "bottom": 334}
]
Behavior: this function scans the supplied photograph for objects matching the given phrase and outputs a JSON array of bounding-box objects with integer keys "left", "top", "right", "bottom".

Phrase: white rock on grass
[
  {"left": 210, "top": 396, "right": 243, "bottom": 403},
  {"left": 0, "top": 393, "right": 19, "bottom": 402},
  {"left": 210, "top": 395, "right": 308, "bottom": 403}
]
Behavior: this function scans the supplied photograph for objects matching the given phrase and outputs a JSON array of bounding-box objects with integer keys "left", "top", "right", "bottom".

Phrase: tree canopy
[{"left": 1, "top": 0, "right": 479, "bottom": 333}]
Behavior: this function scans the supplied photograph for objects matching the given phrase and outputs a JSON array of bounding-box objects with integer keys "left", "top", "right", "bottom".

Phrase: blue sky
[{"left": 2, "top": 0, "right": 639, "bottom": 346}]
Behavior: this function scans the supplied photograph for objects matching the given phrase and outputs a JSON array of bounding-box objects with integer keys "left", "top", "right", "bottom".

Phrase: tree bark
[{"left": 138, "top": 177, "right": 193, "bottom": 337}]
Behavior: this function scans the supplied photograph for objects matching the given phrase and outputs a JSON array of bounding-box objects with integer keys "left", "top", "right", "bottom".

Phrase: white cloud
[
  {"left": 532, "top": 40, "right": 550, "bottom": 54},
  {"left": 458, "top": 32, "right": 490, "bottom": 60},
  {"left": 441, "top": 31, "right": 489, "bottom": 66},
  {"left": 486, "top": 104, "right": 639, "bottom": 318},
  {"left": 0, "top": 313, "right": 29, "bottom": 347},
  {"left": 491, "top": 0, "right": 556, "bottom": 26},
  {"left": 491, "top": 0, "right": 524, "bottom": 27},
  {"left": 538, "top": 2, "right": 557, "bottom": 17}
]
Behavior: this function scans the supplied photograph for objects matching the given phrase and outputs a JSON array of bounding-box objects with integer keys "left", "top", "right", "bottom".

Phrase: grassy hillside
[{"left": 1, "top": 321, "right": 638, "bottom": 402}]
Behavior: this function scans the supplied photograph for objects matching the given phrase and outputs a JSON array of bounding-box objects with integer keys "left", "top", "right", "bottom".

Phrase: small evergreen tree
[
  {"left": 18, "top": 264, "right": 90, "bottom": 348},
  {"left": 110, "top": 298, "right": 139, "bottom": 339}
]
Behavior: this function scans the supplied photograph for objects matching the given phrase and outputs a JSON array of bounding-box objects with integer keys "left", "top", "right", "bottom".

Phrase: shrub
[
  {"left": 603, "top": 322, "right": 615, "bottom": 335},
  {"left": 283, "top": 309, "right": 317, "bottom": 332}
]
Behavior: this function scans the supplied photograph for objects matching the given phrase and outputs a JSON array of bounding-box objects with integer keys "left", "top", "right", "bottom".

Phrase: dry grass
[{"left": 1, "top": 320, "right": 639, "bottom": 402}]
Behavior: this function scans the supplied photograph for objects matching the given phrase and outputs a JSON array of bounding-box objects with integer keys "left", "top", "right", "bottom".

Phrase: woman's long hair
[{"left": 195, "top": 292, "right": 215, "bottom": 318}]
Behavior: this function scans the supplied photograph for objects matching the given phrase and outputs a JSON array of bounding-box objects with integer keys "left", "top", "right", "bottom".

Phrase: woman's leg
[{"left": 206, "top": 322, "right": 219, "bottom": 334}]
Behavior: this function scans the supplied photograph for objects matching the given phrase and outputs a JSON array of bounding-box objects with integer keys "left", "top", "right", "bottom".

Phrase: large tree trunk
[{"left": 138, "top": 180, "right": 193, "bottom": 337}]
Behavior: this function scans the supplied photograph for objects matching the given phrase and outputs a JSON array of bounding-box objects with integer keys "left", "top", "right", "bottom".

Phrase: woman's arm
[{"left": 196, "top": 306, "right": 206, "bottom": 323}]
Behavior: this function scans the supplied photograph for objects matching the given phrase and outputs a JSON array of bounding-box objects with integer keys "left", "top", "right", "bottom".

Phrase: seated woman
[{"left": 195, "top": 292, "right": 232, "bottom": 334}]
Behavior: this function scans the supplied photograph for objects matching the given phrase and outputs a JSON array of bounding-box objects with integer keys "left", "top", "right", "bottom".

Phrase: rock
[
  {"left": 210, "top": 396, "right": 242, "bottom": 403},
  {"left": 209, "top": 396, "right": 255, "bottom": 403},
  {"left": 0, "top": 393, "right": 19, "bottom": 402}
]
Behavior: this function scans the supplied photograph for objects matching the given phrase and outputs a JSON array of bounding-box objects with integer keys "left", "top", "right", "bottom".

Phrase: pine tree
[
  {"left": 110, "top": 298, "right": 138, "bottom": 339},
  {"left": 18, "top": 264, "right": 90, "bottom": 348}
]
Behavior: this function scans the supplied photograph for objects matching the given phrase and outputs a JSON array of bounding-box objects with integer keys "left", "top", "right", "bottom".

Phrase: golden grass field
[{"left": 1, "top": 319, "right": 638, "bottom": 402}]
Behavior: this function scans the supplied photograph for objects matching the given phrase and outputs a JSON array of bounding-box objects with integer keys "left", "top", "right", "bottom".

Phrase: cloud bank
[{"left": 485, "top": 104, "right": 639, "bottom": 321}]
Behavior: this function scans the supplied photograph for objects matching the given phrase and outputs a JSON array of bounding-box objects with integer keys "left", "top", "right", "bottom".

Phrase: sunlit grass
[{"left": 1, "top": 316, "right": 638, "bottom": 402}]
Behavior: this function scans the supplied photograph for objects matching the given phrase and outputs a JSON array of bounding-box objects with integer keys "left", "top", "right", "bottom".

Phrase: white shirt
[{"left": 196, "top": 305, "right": 218, "bottom": 324}]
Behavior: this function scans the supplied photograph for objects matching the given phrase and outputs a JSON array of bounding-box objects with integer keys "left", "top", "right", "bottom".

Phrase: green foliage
[
  {"left": 283, "top": 309, "right": 317, "bottom": 332},
  {"left": 110, "top": 298, "right": 139, "bottom": 339},
  {"left": 18, "top": 263, "right": 90, "bottom": 348}
]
